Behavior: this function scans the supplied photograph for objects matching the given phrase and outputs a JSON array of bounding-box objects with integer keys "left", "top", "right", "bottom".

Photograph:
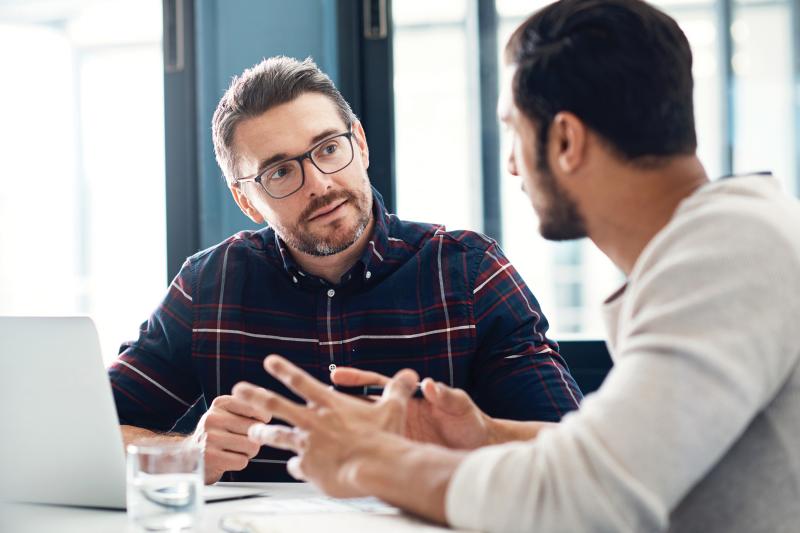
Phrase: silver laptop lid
[{"left": 0, "top": 316, "right": 127, "bottom": 509}]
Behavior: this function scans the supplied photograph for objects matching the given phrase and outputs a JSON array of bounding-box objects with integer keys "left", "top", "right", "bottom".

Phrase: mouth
[{"left": 307, "top": 199, "right": 348, "bottom": 222}]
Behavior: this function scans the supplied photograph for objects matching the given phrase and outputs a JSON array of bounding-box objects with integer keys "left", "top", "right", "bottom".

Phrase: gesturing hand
[
  {"left": 231, "top": 355, "right": 419, "bottom": 498},
  {"left": 332, "top": 367, "right": 494, "bottom": 450},
  {"left": 191, "top": 395, "right": 270, "bottom": 484}
]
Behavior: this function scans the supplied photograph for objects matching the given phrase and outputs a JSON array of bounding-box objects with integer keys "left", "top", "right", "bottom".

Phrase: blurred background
[{"left": 1, "top": 0, "right": 797, "bottom": 364}]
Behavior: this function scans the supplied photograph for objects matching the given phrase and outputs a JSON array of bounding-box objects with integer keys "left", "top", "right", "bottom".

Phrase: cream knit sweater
[{"left": 446, "top": 175, "right": 800, "bottom": 532}]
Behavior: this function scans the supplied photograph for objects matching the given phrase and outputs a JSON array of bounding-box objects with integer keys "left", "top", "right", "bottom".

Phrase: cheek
[
  {"left": 511, "top": 142, "right": 541, "bottom": 198},
  {"left": 517, "top": 137, "right": 538, "bottom": 176},
  {"left": 253, "top": 194, "right": 295, "bottom": 227},
  {"left": 342, "top": 164, "right": 370, "bottom": 193},
  {"left": 512, "top": 135, "right": 538, "bottom": 181}
]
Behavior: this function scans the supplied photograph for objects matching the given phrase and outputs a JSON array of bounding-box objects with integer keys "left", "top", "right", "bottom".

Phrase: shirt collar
[
  {"left": 358, "top": 187, "right": 391, "bottom": 279},
  {"left": 273, "top": 232, "right": 298, "bottom": 274}
]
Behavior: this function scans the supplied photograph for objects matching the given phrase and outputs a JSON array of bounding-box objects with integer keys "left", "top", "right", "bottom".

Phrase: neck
[
  {"left": 288, "top": 216, "right": 375, "bottom": 284},
  {"left": 584, "top": 155, "right": 709, "bottom": 275}
]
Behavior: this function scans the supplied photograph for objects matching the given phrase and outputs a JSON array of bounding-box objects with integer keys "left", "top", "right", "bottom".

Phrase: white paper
[
  {"left": 218, "top": 497, "right": 468, "bottom": 532},
  {"left": 234, "top": 496, "right": 399, "bottom": 515}
]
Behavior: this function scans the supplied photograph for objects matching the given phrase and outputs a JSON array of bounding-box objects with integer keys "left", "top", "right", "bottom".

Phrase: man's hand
[
  {"left": 331, "top": 367, "right": 495, "bottom": 449},
  {"left": 191, "top": 395, "right": 271, "bottom": 484},
  {"left": 231, "top": 355, "right": 419, "bottom": 498}
]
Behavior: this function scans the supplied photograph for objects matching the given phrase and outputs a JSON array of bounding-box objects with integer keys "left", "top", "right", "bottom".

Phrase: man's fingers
[
  {"left": 264, "top": 354, "right": 335, "bottom": 406},
  {"left": 232, "top": 381, "right": 310, "bottom": 427},
  {"left": 248, "top": 424, "right": 307, "bottom": 453},
  {"left": 426, "top": 380, "right": 474, "bottom": 415},
  {"left": 381, "top": 368, "right": 419, "bottom": 404},
  {"left": 223, "top": 412, "right": 267, "bottom": 436},
  {"left": 286, "top": 456, "right": 307, "bottom": 481},
  {"left": 204, "top": 406, "right": 270, "bottom": 436},
  {"left": 214, "top": 394, "right": 273, "bottom": 424},
  {"left": 205, "top": 447, "right": 251, "bottom": 473},
  {"left": 205, "top": 428, "right": 261, "bottom": 458},
  {"left": 330, "top": 367, "right": 391, "bottom": 387},
  {"left": 421, "top": 377, "right": 438, "bottom": 402}
]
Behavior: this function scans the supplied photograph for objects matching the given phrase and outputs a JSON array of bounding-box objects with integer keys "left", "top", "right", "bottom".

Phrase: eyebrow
[{"left": 257, "top": 128, "right": 343, "bottom": 171}]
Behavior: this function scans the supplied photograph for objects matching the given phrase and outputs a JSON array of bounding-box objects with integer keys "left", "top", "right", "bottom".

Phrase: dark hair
[
  {"left": 212, "top": 56, "right": 357, "bottom": 184},
  {"left": 505, "top": 0, "right": 697, "bottom": 165}
]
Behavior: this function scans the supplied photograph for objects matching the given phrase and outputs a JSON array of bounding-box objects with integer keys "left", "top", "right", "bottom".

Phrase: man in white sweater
[{"left": 231, "top": 0, "right": 800, "bottom": 531}]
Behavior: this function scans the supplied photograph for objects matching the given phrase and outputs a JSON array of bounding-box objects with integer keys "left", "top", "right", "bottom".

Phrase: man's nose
[
  {"left": 507, "top": 150, "right": 519, "bottom": 177},
  {"left": 302, "top": 157, "right": 334, "bottom": 196}
]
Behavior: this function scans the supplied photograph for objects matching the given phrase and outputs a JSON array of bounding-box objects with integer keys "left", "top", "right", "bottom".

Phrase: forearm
[
  {"left": 354, "top": 434, "right": 467, "bottom": 525},
  {"left": 488, "top": 418, "right": 555, "bottom": 445},
  {"left": 120, "top": 425, "right": 187, "bottom": 447}
]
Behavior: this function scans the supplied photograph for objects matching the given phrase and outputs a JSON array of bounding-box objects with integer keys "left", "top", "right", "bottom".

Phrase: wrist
[
  {"left": 486, "top": 418, "right": 555, "bottom": 445},
  {"left": 485, "top": 414, "right": 504, "bottom": 446},
  {"left": 353, "top": 433, "right": 465, "bottom": 525}
]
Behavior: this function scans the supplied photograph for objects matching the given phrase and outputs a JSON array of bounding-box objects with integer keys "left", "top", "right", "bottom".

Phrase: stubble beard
[
  {"left": 535, "top": 161, "right": 588, "bottom": 241},
  {"left": 274, "top": 179, "right": 373, "bottom": 257}
]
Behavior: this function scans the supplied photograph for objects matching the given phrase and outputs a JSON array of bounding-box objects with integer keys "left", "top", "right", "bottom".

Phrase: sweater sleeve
[{"left": 446, "top": 205, "right": 800, "bottom": 532}]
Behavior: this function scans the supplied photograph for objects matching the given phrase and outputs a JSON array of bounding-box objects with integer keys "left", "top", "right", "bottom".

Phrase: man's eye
[
  {"left": 320, "top": 142, "right": 338, "bottom": 155},
  {"left": 269, "top": 165, "right": 292, "bottom": 180}
]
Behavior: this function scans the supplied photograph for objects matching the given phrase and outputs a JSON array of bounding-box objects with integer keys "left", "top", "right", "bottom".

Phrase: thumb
[
  {"left": 381, "top": 368, "right": 419, "bottom": 403},
  {"left": 286, "top": 456, "right": 307, "bottom": 481},
  {"left": 425, "top": 380, "right": 474, "bottom": 415}
]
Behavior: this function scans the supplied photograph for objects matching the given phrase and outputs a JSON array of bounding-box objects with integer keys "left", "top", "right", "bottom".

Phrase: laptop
[{"left": 0, "top": 316, "right": 267, "bottom": 509}]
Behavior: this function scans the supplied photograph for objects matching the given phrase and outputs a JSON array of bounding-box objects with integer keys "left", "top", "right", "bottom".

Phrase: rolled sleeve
[{"left": 472, "top": 244, "right": 583, "bottom": 421}]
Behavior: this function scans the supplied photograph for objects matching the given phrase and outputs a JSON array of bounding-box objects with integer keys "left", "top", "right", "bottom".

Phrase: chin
[
  {"left": 539, "top": 220, "right": 587, "bottom": 241},
  {"left": 307, "top": 218, "right": 368, "bottom": 256},
  {"left": 310, "top": 236, "right": 359, "bottom": 256}
]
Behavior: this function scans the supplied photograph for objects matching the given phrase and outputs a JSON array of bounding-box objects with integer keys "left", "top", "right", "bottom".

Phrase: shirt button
[
  {"left": 365, "top": 271, "right": 372, "bottom": 279},
  {"left": 328, "top": 363, "right": 337, "bottom": 372},
  {"left": 327, "top": 289, "right": 335, "bottom": 298},
  {"left": 292, "top": 276, "right": 298, "bottom": 283}
]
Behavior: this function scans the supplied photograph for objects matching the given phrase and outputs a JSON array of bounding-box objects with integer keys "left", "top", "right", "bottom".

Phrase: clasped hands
[{"left": 230, "top": 354, "right": 493, "bottom": 497}]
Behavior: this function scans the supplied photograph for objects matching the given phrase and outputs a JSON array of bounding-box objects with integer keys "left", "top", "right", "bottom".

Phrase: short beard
[
  {"left": 539, "top": 167, "right": 587, "bottom": 241},
  {"left": 273, "top": 182, "right": 373, "bottom": 257},
  {"left": 293, "top": 213, "right": 370, "bottom": 256},
  {"left": 536, "top": 151, "right": 587, "bottom": 241}
]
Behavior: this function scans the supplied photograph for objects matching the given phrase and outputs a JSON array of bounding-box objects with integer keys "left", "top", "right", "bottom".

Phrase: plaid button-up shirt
[{"left": 109, "top": 189, "right": 582, "bottom": 481}]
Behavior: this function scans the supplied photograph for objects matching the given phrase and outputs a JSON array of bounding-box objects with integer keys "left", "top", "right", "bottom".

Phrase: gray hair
[{"left": 212, "top": 56, "right": 357, "bottom": 185}]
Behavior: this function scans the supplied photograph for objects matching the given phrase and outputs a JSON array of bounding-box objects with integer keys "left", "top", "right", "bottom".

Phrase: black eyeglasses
[{"left": 236, "top": 129, "right": 356, "bottom": 199}]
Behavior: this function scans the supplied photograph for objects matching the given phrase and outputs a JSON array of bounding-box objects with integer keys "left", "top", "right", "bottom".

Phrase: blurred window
[
  {"left": 392, "top": 0, "right": 483, "bottom": 232},
  {"left": 0, "top": 0, "right": 166, "bottom": 364}
]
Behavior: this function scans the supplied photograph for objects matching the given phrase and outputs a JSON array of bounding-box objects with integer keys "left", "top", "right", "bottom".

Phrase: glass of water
[{"left": 126, "top": 439, "right": 204, "bottom": 531}]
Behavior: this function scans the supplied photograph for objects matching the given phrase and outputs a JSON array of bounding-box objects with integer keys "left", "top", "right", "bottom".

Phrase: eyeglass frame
[{"left": 234, "top": 126, "right": 356, "bottom": 200}]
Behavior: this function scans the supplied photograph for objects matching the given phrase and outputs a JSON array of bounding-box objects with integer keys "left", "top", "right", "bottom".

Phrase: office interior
[
  {"left": 1, "top": 0, "right": 797, "bottom": 423},
  {"left": 0, "top": 1, "right": 797, "bottom": 527}
]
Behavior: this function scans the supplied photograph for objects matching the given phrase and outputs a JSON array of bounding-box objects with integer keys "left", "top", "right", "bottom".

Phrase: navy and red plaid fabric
[{"left": 109, "top": 188, "right": 582, "bottom": 481}]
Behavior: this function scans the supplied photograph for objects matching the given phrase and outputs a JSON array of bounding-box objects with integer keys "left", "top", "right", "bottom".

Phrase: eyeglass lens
[{"left": 262, "top": 134, "right": 353, "bottom": 197}]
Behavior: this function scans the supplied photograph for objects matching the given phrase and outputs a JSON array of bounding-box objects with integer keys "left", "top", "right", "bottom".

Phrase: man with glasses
[{"left": 108, "top": 56, "right": 582, "bottom": 483}]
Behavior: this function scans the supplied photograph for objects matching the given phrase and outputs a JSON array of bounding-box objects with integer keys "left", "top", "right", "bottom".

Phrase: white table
[{"left": 2, "top": 483, "right": 461, "bottom": 532}]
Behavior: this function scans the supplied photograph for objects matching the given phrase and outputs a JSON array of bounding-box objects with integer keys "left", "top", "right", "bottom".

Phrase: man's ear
[
  {"left": 551, "top": 111, "right": 587, "bottom": 174},
  {"left": 229, "top": 183, "right": 266, "bottom": 224},
  {"left": 351, "top": 120, "right": 369, "bottom": 169}
]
